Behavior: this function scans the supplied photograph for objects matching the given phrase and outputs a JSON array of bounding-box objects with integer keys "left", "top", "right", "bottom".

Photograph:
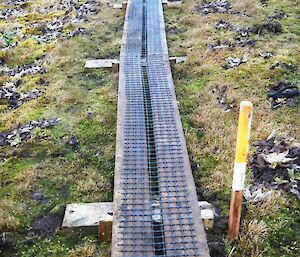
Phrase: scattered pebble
[
  {"left": 267, "top": 81, "right": 299, "bottom": 109},
  {"left": 0, "top": 81, "right": 43, "bottom": 109},
  {"left": 270, "top": 62, "right": 297, "bottom": 73},
  {"left": 209, "top": 38, "right": 255, "bottom": 50},
  {"left": 215, "top": 20, "right": 251, "bottom": 37},
  {"left": 0, "top": 8, "right": 27, "bottom": 19},
  {"left": 0, "top": 0, "right": 98, "bottom": 48}
]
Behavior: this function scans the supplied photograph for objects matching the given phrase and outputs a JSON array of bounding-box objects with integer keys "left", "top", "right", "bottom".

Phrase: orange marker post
[{"left": 228, "top": 101, "right": 253, "bottom": 241}]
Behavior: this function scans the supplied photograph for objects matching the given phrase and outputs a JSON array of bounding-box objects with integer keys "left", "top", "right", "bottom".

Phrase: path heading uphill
[{"left": 112, "top": 0, "right": 210, "bottom": 256}]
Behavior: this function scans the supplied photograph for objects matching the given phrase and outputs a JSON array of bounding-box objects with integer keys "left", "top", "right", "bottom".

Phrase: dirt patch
[
  {"left": 0, "top": 118, "right": 59, "bottom": 147},
  {"left": 195, "top": 0, "right": 232, "bottom": 15},
  {"left": 267, "top": 81, "right": 299, "bottom": 109},
  {"left": 252, "top": 20, "right": 282, "bottom": 34},
  {"left": 31, "top": 190, "right": 49, "bottom": 205},
  {"left": 250, "top": 133, "right": 300, "bottom": 199},
  {"left": 223, "top": 55, "right": 248, "bottom": 69},
  {"left": 207, "top": 218, "right": 228, "bottom": 257},
  {"left": 31, "top": 214, "right": 62, "bottom": 237},
  {"left": 67, "top": 135, "right": 79, "bottom": 150},
  {"left": 211, "top": 84, "right": 236, "bottom": 111}
]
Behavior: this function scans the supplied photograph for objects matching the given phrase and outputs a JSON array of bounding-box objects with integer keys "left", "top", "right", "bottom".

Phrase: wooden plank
[
  {"left": 98, "top": 221, "right": 113, "bottom": 242},
  {"left": 62, "top": 203, "right": 113, "bottom": 233},
  {"left": 85, "top": 59, "right": 119, "bottom": 69}
]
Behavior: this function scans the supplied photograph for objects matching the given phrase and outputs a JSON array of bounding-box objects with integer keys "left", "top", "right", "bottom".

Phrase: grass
[
  {"left": 165, "top": 0, "right": 300, "bottom": 256},
  {"left": 0, "top": 0, "right": 299, "bottom": 256},
  {"left": 0, "top": 0, "right": 122, "bottom": 255}
]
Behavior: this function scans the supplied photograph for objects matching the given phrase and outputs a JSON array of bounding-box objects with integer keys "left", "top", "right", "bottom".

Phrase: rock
[
  {"left": 244, "top": 185, "right": 274, "bottom": 202},
  {"left": 86, "top": 112, "right": 93, "bottom": 120}
]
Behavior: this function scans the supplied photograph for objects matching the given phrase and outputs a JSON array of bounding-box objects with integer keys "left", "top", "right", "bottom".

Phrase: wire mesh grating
[{"left": 112, "top": 0, "right": 210, "bottom": 256}]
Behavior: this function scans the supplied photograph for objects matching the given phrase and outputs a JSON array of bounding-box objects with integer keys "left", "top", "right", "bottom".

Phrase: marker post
[{"left": 228, "top": 101, "right": 253, "bottom": 241}]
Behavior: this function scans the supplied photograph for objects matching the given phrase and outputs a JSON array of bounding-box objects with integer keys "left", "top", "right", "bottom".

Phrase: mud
[
  {"left": 31, "top": 214, "right": 62, "bottom": 237},
  {"left": 267, "top": 81, "right": 299, "bottom": 109},
  {"left": 223, "top": 55, "right": 248, "bottom": 69},
  {"left": 196, "top": 0, "right": 231, "bottom": 15},
  {"left": 31, "top": 190, "right": 49, "bottom": 205},
  {"left": 211, "top": 84, "right": 236, "bottom": 111},
  {"left": 252, "top": 20, "right": 282, "bottom": 34},
  {"left": 0, "top": 118, "right": 60, "bottom": 147},
  {"left": 250, "top": 133, "right": 300, "bottom": 199}
]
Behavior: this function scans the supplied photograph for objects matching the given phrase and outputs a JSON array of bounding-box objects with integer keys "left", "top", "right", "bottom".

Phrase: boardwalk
[{"left": 112, "top": 0, "right": 210, "bottom": 256}]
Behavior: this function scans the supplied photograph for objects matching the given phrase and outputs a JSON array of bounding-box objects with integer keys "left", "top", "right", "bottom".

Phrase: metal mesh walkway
[{"left": 112, "top": 0, "right": 210, "bottom": 256}]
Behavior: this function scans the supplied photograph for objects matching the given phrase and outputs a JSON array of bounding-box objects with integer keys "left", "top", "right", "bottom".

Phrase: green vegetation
[
  {"left": 0, "top": 0, "right": 299, "bottom": 256},
  {"left": 165, "top": 0, "right": 300, "bottom": 256},
  {"left": 0, "top": 0, "right": 122, "bottom": 255}
]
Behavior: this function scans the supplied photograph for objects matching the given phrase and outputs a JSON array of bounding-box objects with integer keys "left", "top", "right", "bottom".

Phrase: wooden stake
[
  {"left": 98, "top": 221, "right": 113, "bottom": 242},
  {"left": 228, "top": 101, "right": 253, "bottom": 241}
]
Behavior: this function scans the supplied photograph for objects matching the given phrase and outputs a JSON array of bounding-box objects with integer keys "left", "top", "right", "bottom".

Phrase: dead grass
[
  {"left": 0, "top": 198, "right": 24, "bottom": 231},
  {"left": 237, "top": 220, "right": 268, "bottom": 257},
  {"left": 247, "top": 191, "right": 282, "bottom": 218}
]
